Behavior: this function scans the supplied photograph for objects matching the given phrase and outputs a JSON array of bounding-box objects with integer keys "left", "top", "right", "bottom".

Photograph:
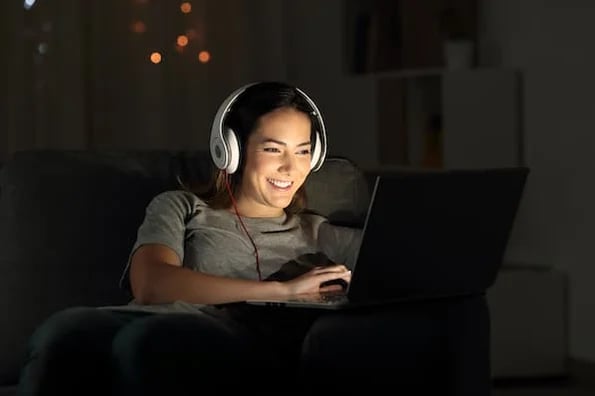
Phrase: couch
[
  {"left": 488, "top": 264, "right": 568, "bottom": 379},
  {"left": 0, "top": 150, "right": 492, "bottom": 395}
]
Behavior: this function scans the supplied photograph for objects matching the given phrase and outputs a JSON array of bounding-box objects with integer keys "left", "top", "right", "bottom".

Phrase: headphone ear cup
[
  {"left": 310, "top": 131, "right": 322, "bottom": 171},
  {"left": 210, "top": 135, "right": 228, "bottom": 171},
  {"left": 225, "top": 127, "right": 241, "bottom": 174}
]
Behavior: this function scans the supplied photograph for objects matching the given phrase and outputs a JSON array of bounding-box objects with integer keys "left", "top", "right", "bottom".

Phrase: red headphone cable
[{"left": 224, "top": 172, "right": 263, "bottom": 281}]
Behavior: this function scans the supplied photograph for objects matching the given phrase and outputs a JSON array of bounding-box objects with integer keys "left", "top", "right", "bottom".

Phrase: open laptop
[{"left": 246, "top": 166, "right": 529, "bottom": 310}]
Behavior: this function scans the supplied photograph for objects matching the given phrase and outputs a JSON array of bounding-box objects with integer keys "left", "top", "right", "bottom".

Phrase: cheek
[
  {"left": 247, "top": 155, "right": 269, "bottom": 172},
  {"left": 299, "top": 158, "right": 312, "bottom": 174},
  {"left": 296, "top": 162, "right": 311, "bottom": 184}
]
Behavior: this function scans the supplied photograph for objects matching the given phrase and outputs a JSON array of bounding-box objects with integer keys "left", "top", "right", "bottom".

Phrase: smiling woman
[
  {"left": 237, "top": 107, "right": 313, "bottom": 217},
  {"left": 16, "top": 81, "right": 362, "bottom": 395},
  {"left": 204, "top": 83, "right": 326, "bottom": 215}
]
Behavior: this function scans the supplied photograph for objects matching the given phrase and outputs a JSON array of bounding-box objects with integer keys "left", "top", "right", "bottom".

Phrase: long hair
[{"left": 193, "top": 82, "right": 318, "bottom": 214}]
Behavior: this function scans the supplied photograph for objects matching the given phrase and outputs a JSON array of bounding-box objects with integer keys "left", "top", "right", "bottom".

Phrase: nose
[{"left": 278, "top": 152, "right": 296, "bottom": 174}]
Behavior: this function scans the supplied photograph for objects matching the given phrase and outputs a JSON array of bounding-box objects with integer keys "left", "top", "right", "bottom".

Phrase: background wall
[
  {"left": 479, "top": 0, "right": 595, "bottom": 362},
  {"left": 2, "top": 0, "right": 594, "bottom": 363}
]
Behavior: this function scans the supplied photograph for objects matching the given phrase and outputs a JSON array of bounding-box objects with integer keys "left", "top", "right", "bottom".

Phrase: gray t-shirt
[{"left": 117, "top": 190, "right": 361, "bottom": 308}]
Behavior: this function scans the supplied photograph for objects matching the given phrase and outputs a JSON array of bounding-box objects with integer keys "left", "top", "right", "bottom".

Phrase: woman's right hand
[{"left": 282, "top": 264, "right": 351, "bottom": 295}]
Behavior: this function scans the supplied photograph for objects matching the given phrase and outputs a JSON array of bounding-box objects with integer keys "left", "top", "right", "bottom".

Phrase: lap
[
  {"left": 299, "top": 297, "right": 489, "bottom": 392},
  {"left": 27, "top": 306, "right": 143, "bottom": 350}
]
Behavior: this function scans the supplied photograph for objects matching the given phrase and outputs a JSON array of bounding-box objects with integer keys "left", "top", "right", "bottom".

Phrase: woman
[{"left": 17, "top": 82, "right": 361, "bottom": 396}]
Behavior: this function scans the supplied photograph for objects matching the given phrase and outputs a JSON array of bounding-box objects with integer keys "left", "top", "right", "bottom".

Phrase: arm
[{"left": 130, "top": 244, "right": 351, "bottom": 305}]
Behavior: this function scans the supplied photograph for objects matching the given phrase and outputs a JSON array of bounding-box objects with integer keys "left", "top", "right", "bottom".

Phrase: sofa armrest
[
  {"left": 0, "top": 385, "right": 17, "bottom": 396},
  {"left": 0, "top": 259, "right": 38, "bottom": 387}
]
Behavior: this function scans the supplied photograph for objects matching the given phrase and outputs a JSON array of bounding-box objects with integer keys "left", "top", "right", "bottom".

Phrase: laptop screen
[{"left": 346, "top": 167, "right": 529, "bottom": 303}]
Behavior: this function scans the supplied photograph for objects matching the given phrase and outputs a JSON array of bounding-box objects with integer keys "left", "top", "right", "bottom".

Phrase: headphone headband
[{"left": 209, "top": 82, "right": 327, "bottom": 174}]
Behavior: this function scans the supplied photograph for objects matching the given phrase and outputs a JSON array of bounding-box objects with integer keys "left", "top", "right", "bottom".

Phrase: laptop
[{"left": 246, "top": 166, "right": 529, "bottom": 310}]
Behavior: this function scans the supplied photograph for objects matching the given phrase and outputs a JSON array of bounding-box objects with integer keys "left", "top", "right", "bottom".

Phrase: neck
[
  {"left": 229, "top": 202, "right": 284, "bottom": 218},
  {"left": 229, "top": 194, "right": 284, "bottom": 218}
]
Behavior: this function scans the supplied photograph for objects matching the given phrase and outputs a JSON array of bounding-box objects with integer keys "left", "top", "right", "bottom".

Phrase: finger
[
  {"left": 319, "top": 284, "right": 344, "bottom": 293},
  {"left": 320, "top": 271, "right": 351, "bottom": 284},
  {"left": 313, "top": 264, "right": 349, "bottom": 274},
  {"left": 342, "top": 271, "right": 352, "bottom": 282}
]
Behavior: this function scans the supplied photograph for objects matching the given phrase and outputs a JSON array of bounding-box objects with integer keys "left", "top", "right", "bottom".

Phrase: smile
[{"left": 267, "top": 178, "right": 293, "bottom": 189}]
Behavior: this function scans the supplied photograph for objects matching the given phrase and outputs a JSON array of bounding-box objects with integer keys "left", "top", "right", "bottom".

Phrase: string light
[
  {"left": 180, "top": 2, "right": 192, "bottom": 14},
  {"left": 176, "top": 35, "right": 189, "bottom": 47},
  {"left": 134, "top": 2, "right": 212, "bottom": 64},
  {"left": 198, "top": 51, "right": 210, "bottom": 63},
  {"left": 149, "top": 52, "right": 162, "bottom": 64}
]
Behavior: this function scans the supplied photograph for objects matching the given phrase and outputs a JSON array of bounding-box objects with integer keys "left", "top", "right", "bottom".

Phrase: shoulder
[
  {"left": 146, "top": 190, "right": 209, "bottom": 217},
  {"left": 295, "top": 211, "right": 329, "bottom": 228},
  {"left": 300, "top": 211, "right": 361, "bottom": 239}
]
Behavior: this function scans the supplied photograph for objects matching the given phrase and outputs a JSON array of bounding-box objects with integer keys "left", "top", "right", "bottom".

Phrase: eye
[
  {"left": 263, "top": 147, "right": 281, "bottom": 153},
  {"left": 297, "top": 149, "right": 311, "bottom": 155}
]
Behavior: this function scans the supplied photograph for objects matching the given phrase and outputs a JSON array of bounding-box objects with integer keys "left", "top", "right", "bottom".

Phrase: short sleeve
[{"left": 118, "top": 190, "right": 198, "bottom": 291}]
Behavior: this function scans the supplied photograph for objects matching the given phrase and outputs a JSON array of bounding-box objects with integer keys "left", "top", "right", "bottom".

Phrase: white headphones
[{"left": 209, "top": 82, "right": 327, "bottom": 174}]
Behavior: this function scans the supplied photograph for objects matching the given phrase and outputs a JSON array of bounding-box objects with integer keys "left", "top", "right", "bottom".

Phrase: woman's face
[{"left": 235, "top": 107, "right": 312, "bottom": 217}]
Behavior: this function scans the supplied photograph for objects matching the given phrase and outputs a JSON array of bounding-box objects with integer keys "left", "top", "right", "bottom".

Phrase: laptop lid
[{"left": 345, "top": 166, "right": 529, "bottom": 304}]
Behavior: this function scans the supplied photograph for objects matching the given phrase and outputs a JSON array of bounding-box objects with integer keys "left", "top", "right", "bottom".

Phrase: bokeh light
[
  {"left": 198, "top": 51, "right": 211, "bottom": 63},
  {"left": 176, "top": 35, "right": 189, "bottom": 47},
  {"left": 180, "top": 2, "right": 192, "bottom": 14},
  {"left": 149, "top": 52, "right": 162, "bottom": 64}
]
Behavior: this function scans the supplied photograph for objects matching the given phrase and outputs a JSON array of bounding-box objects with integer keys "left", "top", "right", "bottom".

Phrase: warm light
[
  {"left": 131, "top": 21, "right": 146, "bottom": 34},
  {"left": 176, "top": 35, "right": 189, "bottom": 47},
  {"left": 149, "top": 52, "right": 162, "bottom": 64},
  {"left": 198, "top": 51, "right": 211, "bottom": 63},
  {"left": 180, "top": 2, "right": 192, "bottom": 13}
]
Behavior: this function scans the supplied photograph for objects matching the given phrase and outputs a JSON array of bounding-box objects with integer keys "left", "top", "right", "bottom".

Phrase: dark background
[{"left": 1, "top": 0, "right": 594, "bottom": 369}]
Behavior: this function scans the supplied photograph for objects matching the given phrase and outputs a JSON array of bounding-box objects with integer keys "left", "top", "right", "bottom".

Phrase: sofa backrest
[{"left": 0, "top": 149, "right": 370, "bottom": 385}]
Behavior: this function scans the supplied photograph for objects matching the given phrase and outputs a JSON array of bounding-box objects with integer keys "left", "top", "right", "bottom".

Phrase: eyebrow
[{"left": 259, "top": 138, "right": 311, "bottom": 147}]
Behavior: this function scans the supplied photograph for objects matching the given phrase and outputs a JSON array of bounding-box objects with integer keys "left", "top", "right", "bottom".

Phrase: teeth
[{"left": 268, "top": 178, "right": 292, "bottom": 188}]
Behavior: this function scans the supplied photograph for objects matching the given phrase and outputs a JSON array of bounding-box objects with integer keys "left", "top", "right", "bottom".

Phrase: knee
[
  {"left": 301, "top": 313, "right": 354, "bottom": 359},
  {"left": 18, "top": 307, "right": 124, "bottom": 396},
  {"left": 113, "top": 313, "right": 248, "bottom": 370},
  {"left": 28, "top": 306, "right": 120, "bottom": 354},
  {"left": 114, "top": 313, "right": 236, "bottom": 353},
  {"left": 112, "top": 313, "right": 250, "bottom": 394}
]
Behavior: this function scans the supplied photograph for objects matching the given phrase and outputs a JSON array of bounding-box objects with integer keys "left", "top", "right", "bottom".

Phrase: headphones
[{"left": 209, "top": 82, "right": 327, "bottom": 174}]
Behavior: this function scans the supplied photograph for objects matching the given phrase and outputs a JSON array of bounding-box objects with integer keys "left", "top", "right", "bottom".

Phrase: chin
[
  {"left": 273, "top": 200, "right": 292, "bottom": 210},
  {"left": 267, "top": 198, "right": 293, "bottom": 211}
]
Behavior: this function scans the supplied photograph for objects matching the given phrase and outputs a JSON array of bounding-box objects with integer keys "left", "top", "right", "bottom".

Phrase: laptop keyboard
[
  {"left": 286, "top": 290, "right": 348, "bottom": 305},
  {"left": 320, "top": 292, "right": 348, "bottom": 304}
]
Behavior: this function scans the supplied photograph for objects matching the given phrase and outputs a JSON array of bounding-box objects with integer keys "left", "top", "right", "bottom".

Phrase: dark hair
[{"left": 196, "top": 81, "right": 319, "bottom": 214}]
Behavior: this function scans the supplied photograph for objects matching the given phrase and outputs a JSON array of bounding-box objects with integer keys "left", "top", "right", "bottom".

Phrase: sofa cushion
[{"left": 304, "top": 157, "right": 371, "bottom": 227}]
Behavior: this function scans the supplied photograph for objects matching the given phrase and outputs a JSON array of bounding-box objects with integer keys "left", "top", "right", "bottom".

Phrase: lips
[{"left": 267, "top": 178, "right": 293, "bottom": 189}]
